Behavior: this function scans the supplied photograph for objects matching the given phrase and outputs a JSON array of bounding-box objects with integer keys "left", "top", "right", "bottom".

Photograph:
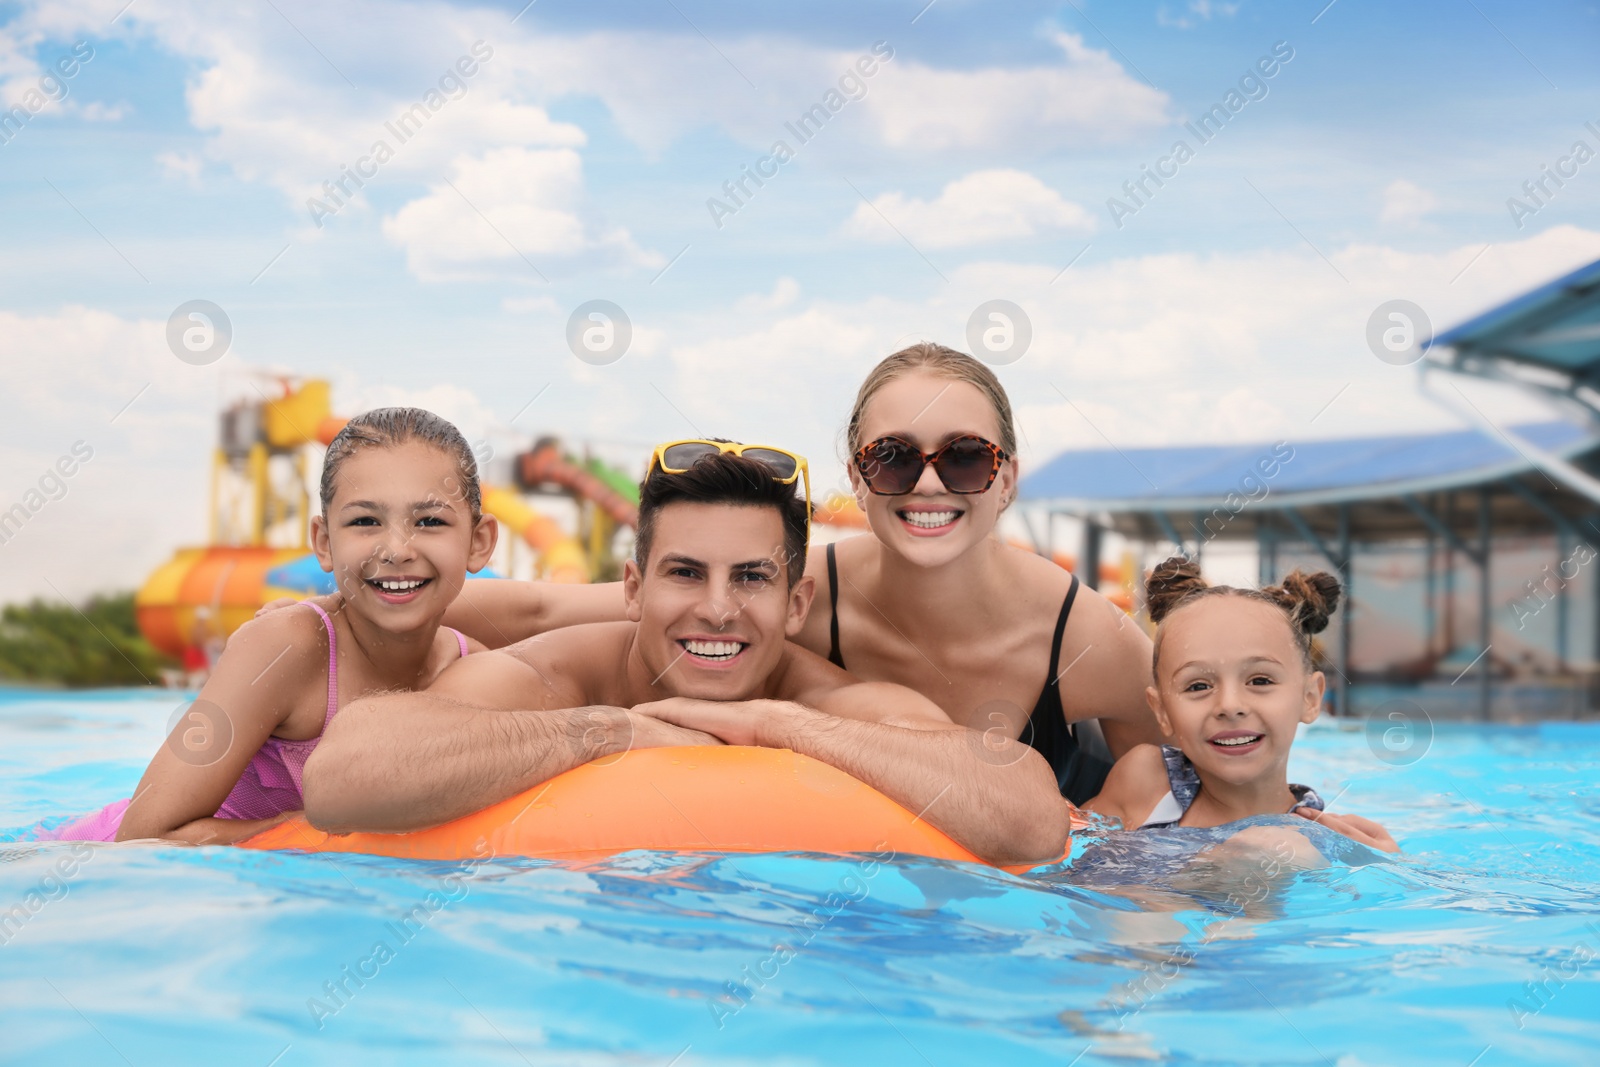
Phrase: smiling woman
[{"left": 796, "top": 343, "right": 1164, "bottom": 804}]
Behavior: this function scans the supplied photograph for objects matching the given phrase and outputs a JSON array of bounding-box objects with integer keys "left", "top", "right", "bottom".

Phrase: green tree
[{"left": 0, "top": 593, "right": 172, "bottom": 688}]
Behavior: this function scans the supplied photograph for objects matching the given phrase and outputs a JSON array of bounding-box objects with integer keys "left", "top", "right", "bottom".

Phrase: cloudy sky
[{"left": 2, "top": 0, "right": 1599, "bottom": 602}]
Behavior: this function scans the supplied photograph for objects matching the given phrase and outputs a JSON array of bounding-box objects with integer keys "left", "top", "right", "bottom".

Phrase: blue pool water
[{"left": 2, "top": 687, "right": 1598, "bottom": 1066}]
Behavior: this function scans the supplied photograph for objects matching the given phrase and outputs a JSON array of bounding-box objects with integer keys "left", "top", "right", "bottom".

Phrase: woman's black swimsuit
[{"left": 824, "top": 542, "right": 1115, "bottom": 805}]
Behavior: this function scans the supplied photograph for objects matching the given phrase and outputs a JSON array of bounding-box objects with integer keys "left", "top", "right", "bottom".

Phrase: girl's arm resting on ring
[
  {"left": 441, "top": 581, "right": 627, "bottom": 649},
  {"left": 156, "top": 811, "right": 300, "bottom": 846},
  {"left": 114, "top": 612, "right": 316, "bottom": 842}
]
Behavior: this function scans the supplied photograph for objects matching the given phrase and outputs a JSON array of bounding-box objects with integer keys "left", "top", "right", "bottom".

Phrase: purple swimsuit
[{"left": 43, "top": 603, "right": 468, "bottom": 841}]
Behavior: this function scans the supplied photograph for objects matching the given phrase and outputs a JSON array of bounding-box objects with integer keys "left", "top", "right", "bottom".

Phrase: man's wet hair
[{"left": 634, "top": 450, "right": 808, "bottom": 586}]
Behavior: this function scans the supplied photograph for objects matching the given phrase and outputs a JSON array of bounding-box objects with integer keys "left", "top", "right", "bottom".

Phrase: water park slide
[
  {"left": 136, "top": 546, "right": 313, "bottom": 660},
  {"left": 517, "top": 437, "right": 639, "bottom": 528},
  {"left": 481, "top": 486, "right": 588, "bottom": 584}
]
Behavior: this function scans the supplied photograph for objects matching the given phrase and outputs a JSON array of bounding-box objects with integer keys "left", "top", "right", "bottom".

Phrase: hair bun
[
  {"left": 1274, "top": 569, "right": 1342, "bottom": 635},
  {"left": 1145, "top": 555, "right": 1207, "bottom": 624}
]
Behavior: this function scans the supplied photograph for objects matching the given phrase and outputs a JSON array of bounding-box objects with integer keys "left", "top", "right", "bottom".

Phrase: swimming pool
[{"left": 3, "top": 688, "right": 1597, "bottom": 1065}]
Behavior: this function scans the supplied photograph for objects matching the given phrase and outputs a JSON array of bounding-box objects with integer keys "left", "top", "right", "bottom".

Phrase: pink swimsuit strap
[
  {"left": 304, "top": 601, "right": 340, "bottom": 726},
  {"left": 299, "top": 605, "right": 466, "bottom": 725}
]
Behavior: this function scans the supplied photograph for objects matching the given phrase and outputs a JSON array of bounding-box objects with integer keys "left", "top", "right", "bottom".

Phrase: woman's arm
[
  {"left": 1294, "top": 808, "right": 1400, "bottom": 853},
  {"left": 116, "top": 611, "right": 320, "bottom": 842},
  {"left": 1058, "top": 585, "right": 1166, "bottom": 755},
  {"left": 442, "top": 580, "right": 627, "bottom": 649},
  {"left": 632, "top": 682, "right": 1072, "bottom": 867}
]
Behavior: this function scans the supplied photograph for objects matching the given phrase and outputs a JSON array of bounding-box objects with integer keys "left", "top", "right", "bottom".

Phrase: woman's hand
[
  {"left": 1295, "top": 808, "right": 1400, "bottom": 853},
  {"left": 255, "top": 597, "right": 300, "bottom": 618},
  {"left": 629, "top": 698, "right": 792, "bottom": 748},
  {"left": 620, "top": 710, "right": 729, "bottom": 751}
]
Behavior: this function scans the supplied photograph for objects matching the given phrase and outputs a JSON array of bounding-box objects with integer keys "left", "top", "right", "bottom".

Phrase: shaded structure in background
[{"left": 1019, "top": 257, "right": 1600, "bottom": 721}]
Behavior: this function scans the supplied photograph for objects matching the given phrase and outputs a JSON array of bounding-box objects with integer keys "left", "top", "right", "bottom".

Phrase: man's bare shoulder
[
  {"left": 770, "top": 640, "right": 853, "bottom": 701},
  {"left": 501, "top": 621, "right": 635, "bottom": 706},
  {"left": 771, "top": 644, "right": 951, "bottom": 727},
  {"left": 427, "top": 621, "right": 632, "bottom": 711}
]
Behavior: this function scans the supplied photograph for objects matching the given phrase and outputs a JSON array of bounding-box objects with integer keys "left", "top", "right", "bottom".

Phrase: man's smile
[{"left": 677, "top": 636, "right": 750, "bottom": 665}]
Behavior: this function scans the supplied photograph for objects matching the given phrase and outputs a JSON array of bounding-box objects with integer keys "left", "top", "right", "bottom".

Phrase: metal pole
[
  {"left": 1258, "top": 519, "right": 1274, "bottom": 587},
  {"left": 1557, "top": 531, "right": 1570, "bottom": 673},
  {"left": 1424, "top": 530, "right": 1437, "bottom": 659},
  {"left": 1479, "top": 487, "right": 1492, "bottom": 721},
  {"left": 1443, "top": 493, "right": 1456, "bottom": 658},
  {"left": 1081, "top": 520, "right": 1102, "bottom": 591},
  {"left": 1339, "top": 504, "right": 1352, "bottom": 718},
  {"left": 1593, "top": 516, "right": 1600, "bottom": 711}
]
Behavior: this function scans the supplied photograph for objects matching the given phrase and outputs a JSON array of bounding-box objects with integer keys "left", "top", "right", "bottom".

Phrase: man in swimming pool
[{"left": 302, "top": 447, "right": 1071, "bottom": 866}]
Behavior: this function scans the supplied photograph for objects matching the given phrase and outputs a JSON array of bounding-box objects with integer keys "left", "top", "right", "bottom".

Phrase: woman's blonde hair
[{"left": 845, "top": 342, "right": 1018, "bottom": 457}]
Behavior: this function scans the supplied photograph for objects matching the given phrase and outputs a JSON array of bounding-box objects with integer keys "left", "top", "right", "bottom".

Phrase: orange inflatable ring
[{"left": 238, "top": 746, "right": 1081, "bottom": 873}]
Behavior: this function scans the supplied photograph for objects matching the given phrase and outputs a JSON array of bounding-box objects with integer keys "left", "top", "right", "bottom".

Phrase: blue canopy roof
[
  {"left": 1434, "top": 256, "right": 1600, "bottom": 377},
  {"left": 1019, "top": 421, "right": 1597, "bottom": 512}
]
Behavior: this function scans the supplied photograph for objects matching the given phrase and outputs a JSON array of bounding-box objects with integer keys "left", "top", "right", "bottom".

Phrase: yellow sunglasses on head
[{"left": 649, "top": 439, "right": 812, "bottom": 545}]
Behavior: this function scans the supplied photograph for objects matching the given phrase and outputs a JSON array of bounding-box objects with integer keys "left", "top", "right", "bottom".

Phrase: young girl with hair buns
[
  {"left": 44, "top": 407, "right": 496, "bottom": 844},
  {"left": 1086, "top": 557, "right": 1398, "bottom": 853}
]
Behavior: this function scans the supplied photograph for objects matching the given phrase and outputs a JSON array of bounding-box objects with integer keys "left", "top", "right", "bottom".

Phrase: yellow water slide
[{"left": 481, "top": 486, "right": 589, "bottom": 584}]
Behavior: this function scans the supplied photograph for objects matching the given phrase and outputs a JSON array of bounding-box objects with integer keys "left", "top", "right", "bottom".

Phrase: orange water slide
[{"left": 517, "top": 438, "right": 639, "bottom": 528}]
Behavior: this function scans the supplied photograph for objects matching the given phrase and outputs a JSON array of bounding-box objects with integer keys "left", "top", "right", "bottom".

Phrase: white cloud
[
  {"left": 862, "top": 33, "right": 1168, "bottom": 152},
  {"left": 843, "top": 169, "right": 1095, "bottom": 248},
  {"left": 73, "top": 99, "right": 126, "bottom": 121},
  {"left": 1158, "top": 1, "right": 1241, "bottom": 30},
  {"left": 157, "top": 149, "right": 203, "bottom": 184},
  {"left": 653, "top": 225, "right": 1600, "bottom": 494},
  {"left": 0, "top": 306, "right": 226, "bottom": 606},
  {"left": 380, "top": 147, "right": 661, "bottom": 282},
  {"left": 7, "top": 225, "right": 1600, "bottom": 604},
  {"left": 735, "top": 277, "right": 801, "bottom": 313},
  {"left": 9, "top": 2, "right": 1168, "bottom": 175},
  {"left": 1380, "top": 178, "right": 1439, "bottom": 225},
  {"left": 501, "top": 293, "right": 561, "bottom": 316}
]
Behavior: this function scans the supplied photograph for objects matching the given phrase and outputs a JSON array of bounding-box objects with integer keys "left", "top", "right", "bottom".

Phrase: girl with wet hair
[
  {"left": 1085, "top": 556, "right": 1398, "bottom": 852},
  {"left": 45, "top": 407, "right": 498, "bottom": 844}
]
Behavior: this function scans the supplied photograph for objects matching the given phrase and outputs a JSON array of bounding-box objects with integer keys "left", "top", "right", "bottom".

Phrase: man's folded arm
[
  {"left": 301, "top": 651, "right": 625, "bottom": 833},
  {"left": 766, "top": 682, "right": 1071, "bottom": 867}
]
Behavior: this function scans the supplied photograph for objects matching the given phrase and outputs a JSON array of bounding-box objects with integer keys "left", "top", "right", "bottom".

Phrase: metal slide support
[
  {"left": 1283, "top": 508, "right": 1346, "bottom": 571},
  {"left": 1338, "top": 504, "right": 1352, "bottom": 718},
  {"left": 1558, "top": 531, "right": 1570, "bottom": 672},
  {"left": 1479, "top": 488, "right": 1492, "bottom": 721},
  {"left": 1153, "top": 511, "right": 1187, "bottom": 557},
  {"left": 1593, "top": 521, "right": 1600, "bottom": 707},
  {"left": 1503, "top": 477, "right": 1584, "bottom": 542},
  {"left": 1081, "top": 521, "right": 1102, "bottom": 591},
  {"left": 1420, "top": 364, "right": 1600, "bottom": 508},
  {"left": 1501, "top": 478, "right": 1581, "bottom": 673},
  {"left": 1402, "top": 494, "right": 1482, "bottom": 564},
  {"left": 1258, "top": 518, "right": 1277, "bottom": 587}
]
